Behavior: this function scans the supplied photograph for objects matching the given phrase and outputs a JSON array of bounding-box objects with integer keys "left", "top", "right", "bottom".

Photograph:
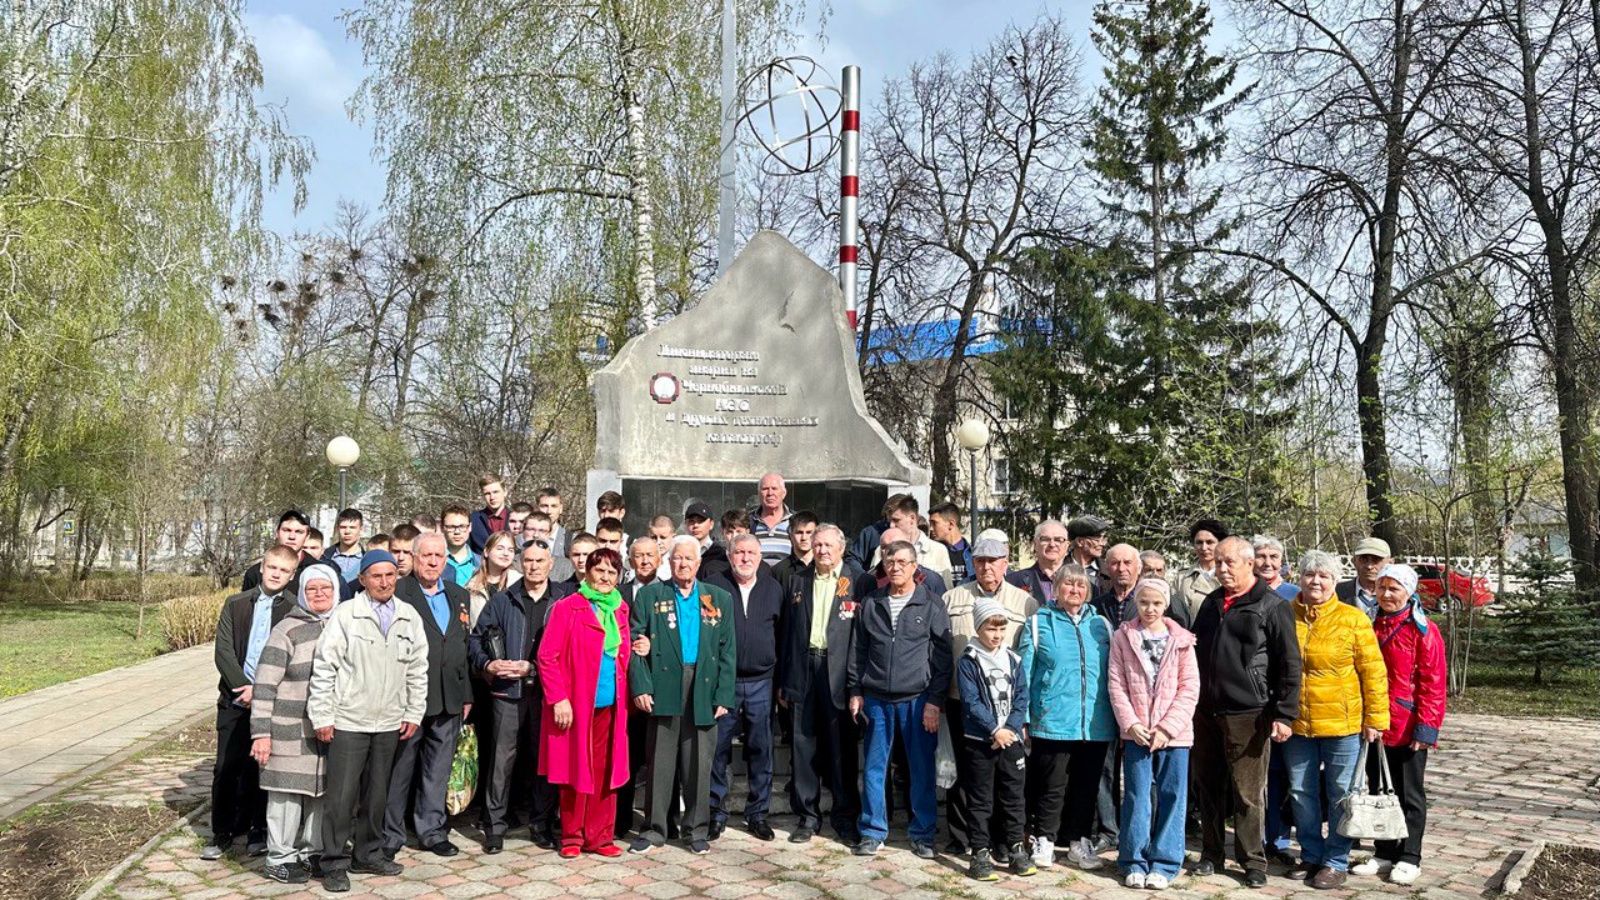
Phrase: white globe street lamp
[
  {"left": 325, "top": 436, "right": 361, "bottom": 510},
  {"left": 956, "top": 419, "right": 990, "bottom": 537}
]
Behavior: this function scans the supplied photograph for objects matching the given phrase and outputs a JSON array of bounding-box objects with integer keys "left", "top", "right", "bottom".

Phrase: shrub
[
  {"left": 161, "top": 591, "right": 231, "bottom": 651},
  {"left": 1486, "top": 551, "right": 1600, "bottom": 684}
]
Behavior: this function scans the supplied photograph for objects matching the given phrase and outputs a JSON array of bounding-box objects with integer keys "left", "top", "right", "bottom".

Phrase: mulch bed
[
  {"left": 1518, "top": 844, "right": 1600, "bottom": 900},
  {"left": 0, "top": 803, "right": 178, "bottom": 900}
]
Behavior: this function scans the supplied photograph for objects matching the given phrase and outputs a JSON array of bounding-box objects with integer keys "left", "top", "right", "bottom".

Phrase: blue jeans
[
  {"left": 1118, "top": 744, "right": 1188, "bottom": 879},
  {"left": 709, "top": 678, "right": 775, "bottom": 825},
  {"left": 1265, "top": 742, "right": 1292, "bottom": 852},
  {"left": 1282, "top": 734, "right": 1361, "bottom": 871},
  {"left": 859, "top": 696, "right": 938, "bottom": 843}
]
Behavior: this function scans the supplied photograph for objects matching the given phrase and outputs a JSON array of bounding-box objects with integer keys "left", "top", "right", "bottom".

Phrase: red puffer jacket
[{"left": 1372, "top": 603, "right": 1447, "bottom": 747}]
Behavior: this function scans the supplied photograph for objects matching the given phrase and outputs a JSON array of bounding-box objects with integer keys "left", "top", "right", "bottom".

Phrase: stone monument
[{"left": 586, "top": 230, "right": 930, "bottom": 537}]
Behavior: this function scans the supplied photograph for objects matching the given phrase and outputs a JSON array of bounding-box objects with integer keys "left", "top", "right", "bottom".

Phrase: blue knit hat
[{"left": 359, "top": 549, "right": 397, "bottom": 573}]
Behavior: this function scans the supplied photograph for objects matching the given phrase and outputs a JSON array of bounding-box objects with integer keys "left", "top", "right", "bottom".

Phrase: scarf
[
  {"left": 296, "top": 564, "right": 340, "bottom": 620},
  {"left": 579, "top": 581, "right": 623, "bottom": 656}
]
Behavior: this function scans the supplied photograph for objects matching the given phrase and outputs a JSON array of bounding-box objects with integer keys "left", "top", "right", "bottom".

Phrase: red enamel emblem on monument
[{"left": 649, "top": 372, "right": 680, "bottom": 404}]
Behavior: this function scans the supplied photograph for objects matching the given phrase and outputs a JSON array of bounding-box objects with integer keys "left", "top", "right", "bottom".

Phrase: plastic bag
[
  {"left": 935, "top": 717, "right": 958, "bottom": 790},
  {"left": 445, "top": 723, "right": 479, "bottom": 815}
]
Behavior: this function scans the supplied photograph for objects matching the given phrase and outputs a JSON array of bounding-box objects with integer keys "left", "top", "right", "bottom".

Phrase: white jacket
[{"left": 308, "top": 592, "right": 429, "bottom": 732}]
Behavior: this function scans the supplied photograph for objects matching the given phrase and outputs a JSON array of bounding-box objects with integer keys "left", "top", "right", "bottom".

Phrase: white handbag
[{"left": 1337, "top": 740, "right": 1409, "bottom": 841}]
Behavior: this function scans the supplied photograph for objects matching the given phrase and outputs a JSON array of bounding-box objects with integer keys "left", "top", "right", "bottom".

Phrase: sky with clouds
[{"left": 248, "top": 0, "right": 1236, "bottom": 238}]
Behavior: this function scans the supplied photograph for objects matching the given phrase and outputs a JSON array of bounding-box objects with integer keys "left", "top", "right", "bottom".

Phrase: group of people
[{"left": 208, "top": 475, "right": 1447, "bottom": 894}]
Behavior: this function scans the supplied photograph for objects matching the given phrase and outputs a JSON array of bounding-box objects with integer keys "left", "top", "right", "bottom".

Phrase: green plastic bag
[{"left": 446, "top": 723, "right": 479, "bottom": 815}]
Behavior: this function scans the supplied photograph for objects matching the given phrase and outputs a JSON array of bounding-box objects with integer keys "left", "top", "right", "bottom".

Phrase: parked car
[{"left": 1410, "top": 563, "right": 1496, "bottom": 610}]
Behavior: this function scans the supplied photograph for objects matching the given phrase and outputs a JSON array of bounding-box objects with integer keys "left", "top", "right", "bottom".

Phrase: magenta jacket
[
  {"left": 536, "top": 592, "right": 631, "bottom": 794},
  {"left": 1107, "top": 619, "right": 1200, "bottom": 747}
]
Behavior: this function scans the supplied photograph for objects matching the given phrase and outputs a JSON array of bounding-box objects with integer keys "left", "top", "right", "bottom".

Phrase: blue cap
[{"left": 359, "top": 549, "right": 398, "bottom": 574}]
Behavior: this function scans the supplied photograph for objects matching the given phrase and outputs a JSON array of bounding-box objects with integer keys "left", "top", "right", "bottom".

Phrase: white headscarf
[{"left": 296, "top": 564, "right": 340, "bottom": 620}]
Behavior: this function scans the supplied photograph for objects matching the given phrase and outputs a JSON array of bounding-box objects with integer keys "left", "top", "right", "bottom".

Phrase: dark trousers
[
  {"left": 212, "top": 701, "right": 267, "bottom": 841},
  {"left": 788, "top": 653, "right": 861, "bottom": 837},
  {"left": 642, "top": 665, "right": 716, "bottom": 845},
  {"left": 1193, "top": 710, "right": 1271, "bottom": 873},
  {"left": 957, "top": 737, "right": 1027, "bottom": 852},
  {"left": 1096, "top": 737, "right": 1122, "bottom": 842},
  {"left": 710, "top": 678, "right": 775, "bottom": 826},
  {"left": 1368, "top": 744, "right": 1429, "bottom": 866},
  {"left": 487, "top": 694, "right": 556, "bottom": 840},
  {"left": 383, "top": 712, "right": 462, "bottom": 851},
  {"left": 1027, "top": 738, "right": 1108, "bottom": 844},
  {"left": 616, "top": 704, "right": 651, "bottom": 837},
  {"left": 320, "top": 729, "right": 399, "bottom": 873}
]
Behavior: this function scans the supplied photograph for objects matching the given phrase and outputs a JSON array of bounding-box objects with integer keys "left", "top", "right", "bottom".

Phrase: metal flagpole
[
  {"left": 840, "top": 65, "right": 860, "bottom": 327},
  {"left": 717, "top": 0, "right": 737, "bottom": 273}
]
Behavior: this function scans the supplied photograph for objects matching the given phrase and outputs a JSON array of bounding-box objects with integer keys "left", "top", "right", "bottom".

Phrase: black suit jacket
[
  {"left": 396, "top": 575, "right": 472, "bottom": 717},
  {"left": 779, "top": 562, "right": 864, "bottom": 710},
  {"left": 707, "top": 571, "right": 786, "bottom": 680}
]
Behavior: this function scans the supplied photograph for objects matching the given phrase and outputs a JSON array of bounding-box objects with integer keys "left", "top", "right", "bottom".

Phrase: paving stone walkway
[
  {"left": 0, "top": 644, "right": 214, "bottom": 819},
  {"left": 86, "top": 713, "right": 1597, "bottom": 900}
]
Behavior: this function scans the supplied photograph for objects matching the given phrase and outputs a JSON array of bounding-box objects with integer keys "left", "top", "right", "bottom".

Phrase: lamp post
[
  {"left": 325, "top": 436, "right": 360, "bottom": 511},
  {"left": 955, "top": 419, "right": 990, "bottom": 538}
]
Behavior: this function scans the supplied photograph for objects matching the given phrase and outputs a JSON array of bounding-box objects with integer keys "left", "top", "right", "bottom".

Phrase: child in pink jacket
[{"left": 1107, "top": 579, "right": 1200, "bottom": 890}]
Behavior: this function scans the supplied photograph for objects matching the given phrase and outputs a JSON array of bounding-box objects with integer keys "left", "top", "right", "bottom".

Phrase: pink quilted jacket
[{"left": 1107, "top": 619, "right": 1200, "bottom": 747}]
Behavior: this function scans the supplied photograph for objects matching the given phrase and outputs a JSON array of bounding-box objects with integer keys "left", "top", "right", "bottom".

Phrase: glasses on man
[
  {"left": 1038, "top": 536, "right": 1069, "bottom": 544},
  {"left": 884, "top": 558, "right": 917, "bottom": 569}
]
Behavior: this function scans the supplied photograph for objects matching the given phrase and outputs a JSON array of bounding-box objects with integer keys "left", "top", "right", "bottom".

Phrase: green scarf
[{"left": 578, "top": 582, "right": 623, "bottom": 656}]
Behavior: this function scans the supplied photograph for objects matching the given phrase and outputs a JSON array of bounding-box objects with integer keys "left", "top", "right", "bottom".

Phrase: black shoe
[
  {"left": 992, "top": 843, "right": 1010, "bottom": 865},
  {"left": 1270, "top": 849, "right": 1300, "bottom": 868},
  {"left": 532, "top": 831, "right": 557, "bottom": 851},
  {"left": 912, "top": 841, "right": 937, "bottom": 859},
  {"left": 484, "top": 835, "right": 504, "bottom": 855},
  {"left": 748, "top": 820, "right": 776, "bottom": 842},
  {"left": 263, "top": 862, "right": 309, "bottom": 884},
  {"left": 426, "top": 840, "right": 460, "bottom": 857},
  {"left": 350, "top": 859, "right": 404, "bottom": 876},
  {"left": 1190, "top": 858, "right": 1219, "bottom": 876},
  {"left": 307, "top": 856, "right": 324, "bottom": 878},
  {"left": 1286, "top": 861, "right": 1318, "bottom": 881},
  {"left": 322, "top": 869, "right": 350, "bottom": 892},
  {"left": 689, "top": 839, "right": 711, "bottom": 855},
  {"left": 789, "top": 826, "right": 815, "bottom": 844},
  {"left": 944, "top": 839, "right": 968, "bottom": 856},
  {"left": 1246, "top": 869, "right": 1269, "bottom": 888},
  {"left": 968, "top": 849, "right": 999, "bottom": 882},
  {"left": 1009, "top": 843, "right": 1037, "bottom": 877},
  {"left": 708, "top": 820, "right": 726, "bottom": 841},
  {"left": 628, "top": 837, "right": 657, "bottom": 855},
  {"left": 381, "top": 848, "right": 398, "bottom": 863}
]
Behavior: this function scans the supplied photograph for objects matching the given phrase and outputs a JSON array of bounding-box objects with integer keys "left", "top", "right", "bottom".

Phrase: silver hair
[
  {"left": 1299, "top": 550, "right": 1342, "bottom": 579},
  {"left": 1217, "top": 535, "right": 1256, "bottom": 561},
  {"left": 1051, "top": 562, "right": 1091, "bottom": 592},
  {"left": 667, "top": 534, "right": 702, "bottom": 558},
  {"left": 813, "top": 523, "right": 845, "bottom": 547},
  {"left": 416, "top": 532, "right": 448, "bottom": 552},
  {"left": 1139, "top": 550, "right": 1167, "bottom": 565},
  {"left": 628, "top": 537, "right": 659, "bottom": 556},
  {"left": 1034, "top": 519, "right": 1066, "bottom": 541},
  {"left": 730, "top": 533, "right": 762, "bottom": 552},
  {"left": 1251, "top": 534, "right": 1285, "bottom": 556}
]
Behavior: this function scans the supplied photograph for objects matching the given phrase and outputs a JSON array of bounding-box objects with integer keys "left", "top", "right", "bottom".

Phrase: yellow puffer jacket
[{"left": 1291, "top": 598, "right": 1390, "bottom": 737}]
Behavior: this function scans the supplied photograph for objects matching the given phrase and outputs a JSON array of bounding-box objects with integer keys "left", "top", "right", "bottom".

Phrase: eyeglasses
[
  {"left": 1038, "top": 536, "right": 1068, "bottom": 544},
  {"left": 884, "top": 558, "right": 917, "bottom": 569},
  {"left": 444, "top": 523, "right": 470, "bottom": 531}
]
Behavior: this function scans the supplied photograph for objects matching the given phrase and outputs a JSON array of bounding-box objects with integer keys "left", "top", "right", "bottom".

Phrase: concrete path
[
  {"left": 0, "top": 644, "right": 214, "bottom": 820},
  {"left": 95, "top": 712, "right": 1599, "bottom": 900}
]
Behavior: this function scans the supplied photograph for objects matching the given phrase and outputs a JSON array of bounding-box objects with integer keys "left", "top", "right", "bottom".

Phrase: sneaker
[
  {"left": 1145, "top": 873, "right": 1170, "bottom": 890},
  {"left": 969, "top": 849, "right": 1000, "bottom": 882},
  {"left": 627, "top": 837, "right": 657, "bottom": 855},
  {"left": 853, "top": 838, "right": 883, "bottom": 857},
  {"left": 1067, "top": 837, "right": 1103, "bottom": 871},
  {"left": 1030, "top": 836, "right": 1056, "bottom": 869},
  {"left": 1009, "top": 843, "right": 1037, "bottom": 877},
  {"left": 199, "top": 842, "right": 228, "bottom": 861},
  {"left": 1125, "top": 872, "right": 1148, "bottom": 888},
  {"left": 1091, "top": 833, "right": 1115, "bottom": 855},
  {"left": 263, "top": 862, "right": 308, "bottom": 884},
  {"left": 911, "top": 841, "right": 937, "bottom": 859},
  {"left": 689, "top": 840, "right": 711, "bottom": 855},
  {"left": 1390, "top": 862, "right": 1421, "bottom": 885},
  {"left": 246, "top": 838, "right": 268, "bottom": 857},
  {"left": 1352, "top": 858, "right": 1394, "bottom": 877},
  {"left": 992, "top": 843, "right": 1010, "bottom": 865},
  {"left": 322, "top": 869, "right": 350, "bottom": 892}
]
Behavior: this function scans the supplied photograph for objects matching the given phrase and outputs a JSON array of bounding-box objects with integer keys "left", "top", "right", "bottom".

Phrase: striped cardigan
[{"left": 250, "top": 605, "right": 328, "bottom": 797}]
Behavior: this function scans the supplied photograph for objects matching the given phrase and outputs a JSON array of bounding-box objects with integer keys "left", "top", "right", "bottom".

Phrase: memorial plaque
[{"left": 587, "top": 230, "right": 929, "bottom": 534}]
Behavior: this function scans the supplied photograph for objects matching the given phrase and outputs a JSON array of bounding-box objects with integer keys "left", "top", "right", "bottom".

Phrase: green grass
[
  {"left": 1452, "top": 662, "right": 1599, "bottom": 719},
  {"left": 0, "top": 599, "right": 168, "bottom": 698}
]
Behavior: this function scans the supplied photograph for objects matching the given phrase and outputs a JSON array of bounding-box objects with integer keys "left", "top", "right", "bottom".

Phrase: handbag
[
  {"left": 1337, "top": 740, "right": 1409, "bottom": 841},
  {"left": 445, "top": 723, "right": 480, "bottom": 816}
]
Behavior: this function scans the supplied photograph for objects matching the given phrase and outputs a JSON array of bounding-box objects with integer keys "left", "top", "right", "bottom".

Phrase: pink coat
[
  {"left": 536, "top": 593, "right": 630, "bottom": 793},
  {"left": 1107, "top": 619, "right": 1200, "bottom": 747}
]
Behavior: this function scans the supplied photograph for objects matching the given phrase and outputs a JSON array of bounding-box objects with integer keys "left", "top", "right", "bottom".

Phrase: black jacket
[
  {"left": 1005, "top": 563, "right": 1054, "bottom": 607},
  {"left": 1191, "top": 578, "right": 1301, "bottom": 721},
  {"left": 470, "top": 579, "right": 561, "bottom": 701},
  {"left": 770, "top": 553, "right": 810, "bottom": 590},
  {"left": 853, "top": 564, "right": 947, "bottom": 601},
  {"left": 395, "top": 575, "right": 473, "bottom": 717},
  {"left": 847, "top": 582, "right": 953, "bottom": 709},
  {"left": 214, "top": 588, "right": 295, "bottom": 703},
  {"left": 698, "top": 542, "right": 731, "bottom": 581},
  {"left": 707, "top": 571, "right": 786, "bottom": 680},
  {"left": 778, "top": 562, "right": 864, "bottom": 710},
  {"left": 1093, "top": 586, "right": 1192, "bottom": 630}
]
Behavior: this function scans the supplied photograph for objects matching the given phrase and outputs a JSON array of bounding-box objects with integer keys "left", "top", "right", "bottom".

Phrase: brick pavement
[
  {"left": 82, "top": 712, "right": 1596, "bottom": 900},
  {"left": 0, "top": 644, "right": 214, "bottom": 819}
]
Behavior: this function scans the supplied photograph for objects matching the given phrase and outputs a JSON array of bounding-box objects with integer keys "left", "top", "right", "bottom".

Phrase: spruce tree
[{"left": 995, "top": 0, "right": 1295, "bottom": 539}]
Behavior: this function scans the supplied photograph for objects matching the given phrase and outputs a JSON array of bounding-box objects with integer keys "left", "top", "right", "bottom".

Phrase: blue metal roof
[{"left": 860, "top": 317, "right": 1045, "bottom": 363}]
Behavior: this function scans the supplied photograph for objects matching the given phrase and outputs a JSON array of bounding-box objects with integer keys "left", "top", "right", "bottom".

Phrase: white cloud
[{"left": 244, "top": 12, "right": 357, "bottom": 118}]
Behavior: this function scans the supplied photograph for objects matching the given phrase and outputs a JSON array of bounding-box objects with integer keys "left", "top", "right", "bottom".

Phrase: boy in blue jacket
[{"left": 956, "top": 597, "right": 1035, "bottom": 881}]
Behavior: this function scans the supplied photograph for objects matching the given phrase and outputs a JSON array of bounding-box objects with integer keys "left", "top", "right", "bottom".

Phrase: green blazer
[{"left": 629, "top": 579, "right": 737, "bottom": 727}]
